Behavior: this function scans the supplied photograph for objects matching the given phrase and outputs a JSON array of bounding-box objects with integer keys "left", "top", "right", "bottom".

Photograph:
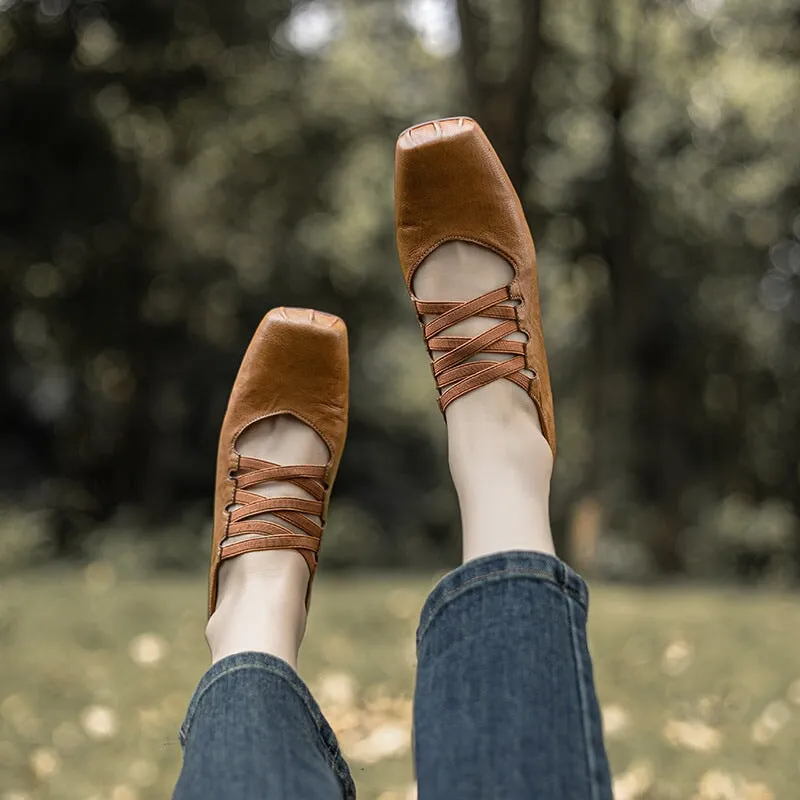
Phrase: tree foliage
[{"left": 1, "top": 0, "right": 798, "bottom": 578}]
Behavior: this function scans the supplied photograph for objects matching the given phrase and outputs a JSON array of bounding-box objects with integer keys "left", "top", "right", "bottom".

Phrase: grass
[{"left": 1, "top": 566, "right": 799, "bottom": 799}]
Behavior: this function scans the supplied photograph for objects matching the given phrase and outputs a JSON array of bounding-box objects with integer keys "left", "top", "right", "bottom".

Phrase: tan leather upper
[
  {"left": 394, "top": 116, "right": 556, "bottom": 454},
  {"left": 208, "top": 307, "right": 349, "bottom": 616}
]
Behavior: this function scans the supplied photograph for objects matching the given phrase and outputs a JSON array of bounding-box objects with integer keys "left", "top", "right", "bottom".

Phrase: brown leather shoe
[
  {"left": 394, "top": 116, "right": 556, "bottom": 455},
  {"left": 207, "top": 307, "right": 349, "bottom": 617}
]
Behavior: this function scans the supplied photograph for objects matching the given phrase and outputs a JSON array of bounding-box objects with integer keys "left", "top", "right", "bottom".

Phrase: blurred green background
[{"left": 1, "top": 0, "right": 799, "bottom": 798}]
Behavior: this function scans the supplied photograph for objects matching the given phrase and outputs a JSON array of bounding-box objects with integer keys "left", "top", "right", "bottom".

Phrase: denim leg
[
  {"left": 413, "top": 551, "right": 613, "bottom": 800},
  {"left": 173, "top": 652, "right": 355, "bottom": 800}
]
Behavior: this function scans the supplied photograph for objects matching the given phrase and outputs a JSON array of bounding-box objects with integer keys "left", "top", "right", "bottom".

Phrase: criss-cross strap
[
  {"left": 414, "top": 285, "right": 533, "bottom": 411},
  {"left": 219, "top": 456, "right": 327, "bottom": 572}
]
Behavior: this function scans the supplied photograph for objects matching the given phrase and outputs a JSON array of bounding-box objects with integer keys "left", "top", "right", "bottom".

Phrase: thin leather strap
[
  {"left": 414, "top": 286, "right": 535, "bottom": 412},
  {"left": 218, "top": 457, "right": 327, "bottom": 563}
]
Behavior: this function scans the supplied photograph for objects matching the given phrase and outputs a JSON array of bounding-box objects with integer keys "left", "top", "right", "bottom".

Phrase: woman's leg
[
  {"left": 175, "top": 547, "right": 354, "bottom": 799},
  {"left": 174, "top": 651, "right": 353, "bottom": 800},
  {"left": 411, "top": 244, "right": 613, "bottom": 800},
  {"left": 173, "top": 310, "right": 355, "bottom": 800},
  {"left": 414, "top": 553, "right": 611, "bottom": 800},
  {"left": 393, "top": 118, "right": 613, "bottom": 799}
]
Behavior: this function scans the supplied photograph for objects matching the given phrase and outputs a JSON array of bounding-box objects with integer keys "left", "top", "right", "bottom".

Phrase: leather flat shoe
[
  {"left": 394, "top": 116, "right": 556, "bottom": 454},
  {"left": 207, "top": 307, "right": 349, "bottom": 616}
]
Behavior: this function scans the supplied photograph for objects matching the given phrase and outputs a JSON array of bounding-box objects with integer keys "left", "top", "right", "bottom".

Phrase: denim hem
[
  {"left": 417, "top": 550, "right": 589, "bottom": 645},
  {"left": 179, "top": 652, "right": 356, "bottom": 800},
  {"left": 566, "top": 591, "right": 604, "bottom": 800}
]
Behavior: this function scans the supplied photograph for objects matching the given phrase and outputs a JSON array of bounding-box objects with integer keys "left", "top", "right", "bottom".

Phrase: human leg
[
  {"left": 174, "top": 652, "right": 354, "bottom": 800},
  {"left": 173, "top": 308, "right": 355, "bottom": 800},
  {"left": 395, "top": 118, "right": 613, "bottom": 799},
  {"left": 413, "top": 552, "right": 611, "bottom": 800}
]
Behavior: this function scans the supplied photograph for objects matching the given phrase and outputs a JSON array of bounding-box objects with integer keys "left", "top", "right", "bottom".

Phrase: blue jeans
[{"left": 173, "top": 552, "right": 613, "bottom": 799}]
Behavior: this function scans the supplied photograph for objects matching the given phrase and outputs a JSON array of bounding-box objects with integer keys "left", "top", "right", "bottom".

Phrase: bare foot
[{"left": 413, "top": 241, "right": 556, "bottom": 562}]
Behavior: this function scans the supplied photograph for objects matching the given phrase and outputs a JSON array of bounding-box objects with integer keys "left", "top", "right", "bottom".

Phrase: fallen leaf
[
  {"left": 602, "top": 704, "right": 631, "bottom": 738},
  {"left": 661, "top": 638, "right": 693, "bottom": 676},
  {"left": 128, "top": 633, "right": 168, "bottom": 667},
  {"left": 80, "top": 705, "right": 119, "bottom": 741},
  {"left": 751, "top": 700, "right": 790, "bottom": 745},
  {"left": 613, "top": 760, "right": 654, "bottom": 800},
  {"left": 347, "top": 723, "right": 409, "bottom": 764},
  {"left": 314, "top": 671, "right": 357, "bottom": 710},
  {"left": 29, "top": 747, "right": 59, "bottom": 780},
  {"left": 663, "top": 719, "right": 722, "bottom": 753}
]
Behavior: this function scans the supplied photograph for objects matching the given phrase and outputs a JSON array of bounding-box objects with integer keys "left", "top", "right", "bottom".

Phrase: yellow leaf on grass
[
  {"left": 661, "top": 638, "right": 693, "bottom": 676},
  {"left": 613, "top": 760, "right": 654, "bottom": 800},
  {"left": 663, "top": 719, "right": 722, "bottom": 753},
  {"left": 348, "top": 723, "right": 409, "bottom": 764},
  {"left": 80, "top": 705, "right": 119, "bottom": 741},
  {"left": 128, "top": 634, "right": 169, "bottom": 667},
  {"left": 694, "top": 770, "right": 775, "bottom": 800},
  {"left": 750, "top": 700, "right": 791, "bottom": 745},
  {"left": 601, "top": 704, "right": 631, "bottom": 739},
  {"left": 29, "top": 747, "right": 59, "bottom": 780}
]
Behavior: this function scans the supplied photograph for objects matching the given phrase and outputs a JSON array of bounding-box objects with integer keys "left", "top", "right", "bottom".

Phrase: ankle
[
  {"left": 458, "top": 473, "right": 555, "bottom": 562},
  {"left": 443, "top": 382, "right": 556, "bottom": 563},
  {"left": 206, "top": 551, "right": 309, "bottom": 666},
  {"left": 446, "top": 383, "right": 553, "bottom": 484}
]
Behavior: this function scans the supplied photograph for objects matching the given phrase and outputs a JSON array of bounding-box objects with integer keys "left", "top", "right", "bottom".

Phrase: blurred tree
[
  {"left": 0, "top": 0, "right": 798, "bottom": 578},
  {"left": 456, "top": 0, "right": 542, "bottom": 190}
]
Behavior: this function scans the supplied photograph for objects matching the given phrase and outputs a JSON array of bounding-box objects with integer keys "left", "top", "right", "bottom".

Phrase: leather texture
[
  {"left": 394, "top": 116, "right": 556, "bottom": 454},
  {"left": 208, "top": 307, "right": 349, "bottom": 617}
]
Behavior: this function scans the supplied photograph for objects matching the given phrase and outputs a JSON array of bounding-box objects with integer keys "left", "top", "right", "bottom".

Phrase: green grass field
[{"left": 1, "top": 566, "right": 798, "bottom": 799}]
